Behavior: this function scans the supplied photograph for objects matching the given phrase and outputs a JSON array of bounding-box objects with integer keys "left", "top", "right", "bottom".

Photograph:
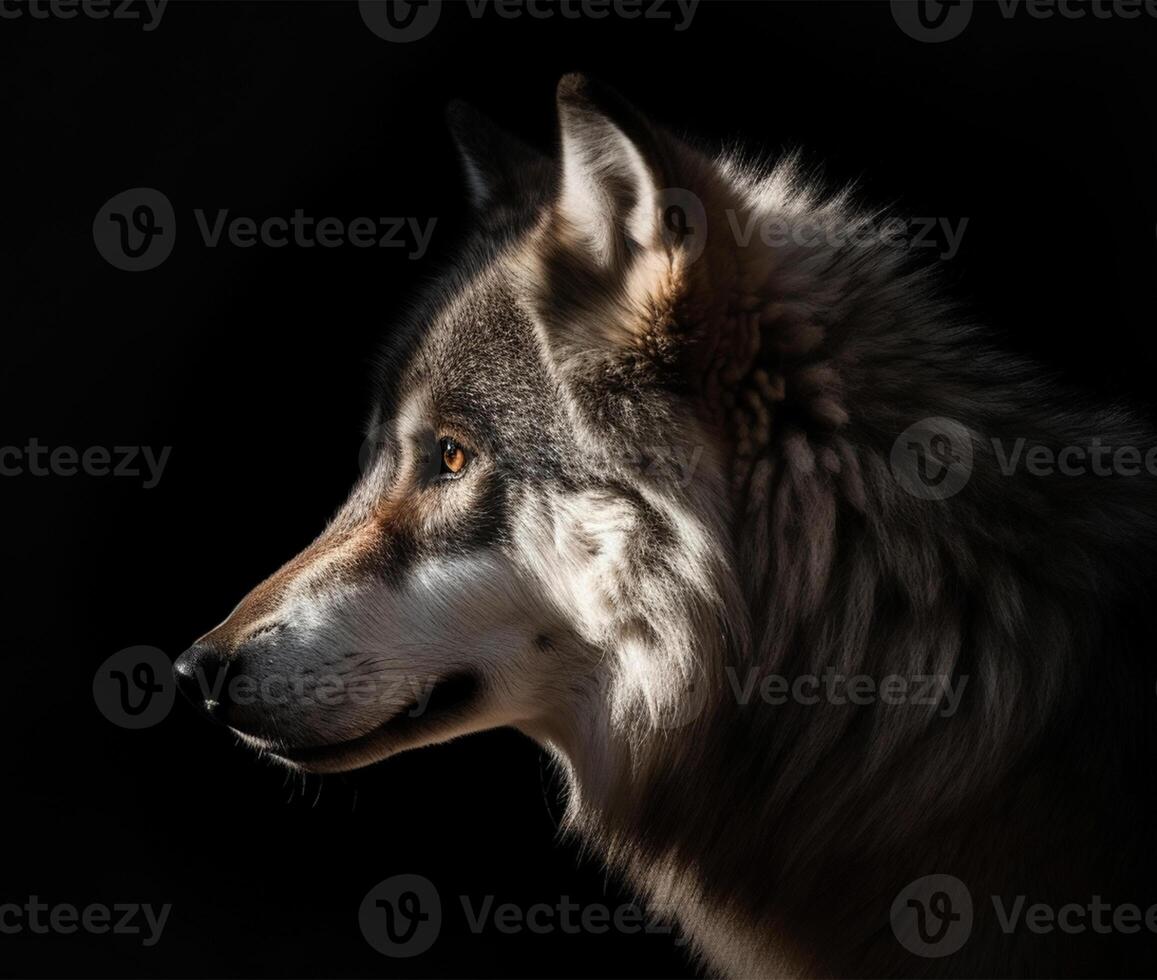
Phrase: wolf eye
[{"left": 438, "top": 437, "right": 469, "bottom": 478}]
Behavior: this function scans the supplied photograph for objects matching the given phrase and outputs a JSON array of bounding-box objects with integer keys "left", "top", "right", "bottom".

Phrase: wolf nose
[{"left": 174, "top": 643, "right": 236, "bottom": 721}]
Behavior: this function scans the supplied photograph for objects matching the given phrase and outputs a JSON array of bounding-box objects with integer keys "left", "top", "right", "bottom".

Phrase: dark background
[{"left": 2, "top": 1, "right": 1155, "bottom": 976}]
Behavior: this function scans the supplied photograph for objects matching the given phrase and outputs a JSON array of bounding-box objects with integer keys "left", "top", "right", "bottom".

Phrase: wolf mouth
[{"left": 263, "top": 671, "right": 482, "bottom": 770}]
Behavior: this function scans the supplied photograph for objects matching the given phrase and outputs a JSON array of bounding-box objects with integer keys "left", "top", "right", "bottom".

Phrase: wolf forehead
[{"left": 371, "top": 267, "right": 568, "bottom": 453}]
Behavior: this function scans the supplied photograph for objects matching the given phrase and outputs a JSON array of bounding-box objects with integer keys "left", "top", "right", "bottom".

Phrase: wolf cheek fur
[{"left": 177, "top": 76, "right": 1157, "bottom": 977}]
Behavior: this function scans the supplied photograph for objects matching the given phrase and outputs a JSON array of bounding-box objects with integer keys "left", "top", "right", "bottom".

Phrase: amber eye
[{"left": 438, "top": 437, "right": 468, "bottom": 478}]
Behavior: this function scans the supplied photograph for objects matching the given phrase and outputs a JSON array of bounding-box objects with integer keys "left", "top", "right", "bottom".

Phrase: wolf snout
[
  {"left": 174, "top": 642, "right": 239, "bottom": 722},
  {"left": 174, "top": 631, "right": 339, "bottom": 744}
]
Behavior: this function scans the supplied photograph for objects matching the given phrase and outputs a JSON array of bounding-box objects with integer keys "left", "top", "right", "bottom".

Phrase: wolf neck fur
[{"left": 545, "top": 167, "right": 1154, "bottom": 973}]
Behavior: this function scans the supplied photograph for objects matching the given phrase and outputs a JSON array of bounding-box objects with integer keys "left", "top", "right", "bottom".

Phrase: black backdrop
[{"left": 3, "top": 1, "right": 1156, "bottom": 977}]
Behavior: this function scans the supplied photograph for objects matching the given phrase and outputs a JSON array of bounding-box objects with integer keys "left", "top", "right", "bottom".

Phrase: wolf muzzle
[{"left": 173, "top": 640, "right": 240, "bottom": 725}]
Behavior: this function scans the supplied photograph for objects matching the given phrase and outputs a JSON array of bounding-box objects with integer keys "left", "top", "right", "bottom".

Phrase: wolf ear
[
  {"left": 554, "top": 73, "right": 669, "bottom": 268},
  {"left": 446, "top": 100, "right": 548, "bottom": 210},
  {"left": 524, "top": 76, "right": 695, "bottom": 362}
]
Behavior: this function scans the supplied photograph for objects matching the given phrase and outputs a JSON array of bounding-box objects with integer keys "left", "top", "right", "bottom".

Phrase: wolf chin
[{"left": 175, "top": 76, "right": 1157, "bottom": 977}]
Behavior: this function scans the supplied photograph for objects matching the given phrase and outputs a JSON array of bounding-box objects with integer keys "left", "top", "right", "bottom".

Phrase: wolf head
[{"left": 175, "top": 76, "right": 748, "bottom": 777}]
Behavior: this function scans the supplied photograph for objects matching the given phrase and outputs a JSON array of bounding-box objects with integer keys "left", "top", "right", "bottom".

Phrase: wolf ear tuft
[
  {"left": 446, "top": 100, "right": 547, "bottom": 210},
  {"left": 555, "top": 74, "right": 670, "bottom": 268}
]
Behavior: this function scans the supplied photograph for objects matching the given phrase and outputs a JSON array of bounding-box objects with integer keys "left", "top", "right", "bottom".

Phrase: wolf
[{"left": 175, "top": 76, "right": 1157, "bottom": 977}]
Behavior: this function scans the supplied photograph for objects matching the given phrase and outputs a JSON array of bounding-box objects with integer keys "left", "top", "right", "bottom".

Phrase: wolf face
[{"left": 175, "top": 76, "right": 737, "bottom": 775}]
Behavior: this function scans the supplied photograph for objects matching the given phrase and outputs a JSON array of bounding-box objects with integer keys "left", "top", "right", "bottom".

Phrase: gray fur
[{"left": 184, "top": 75, "right": 1157, "bottom": 978}]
